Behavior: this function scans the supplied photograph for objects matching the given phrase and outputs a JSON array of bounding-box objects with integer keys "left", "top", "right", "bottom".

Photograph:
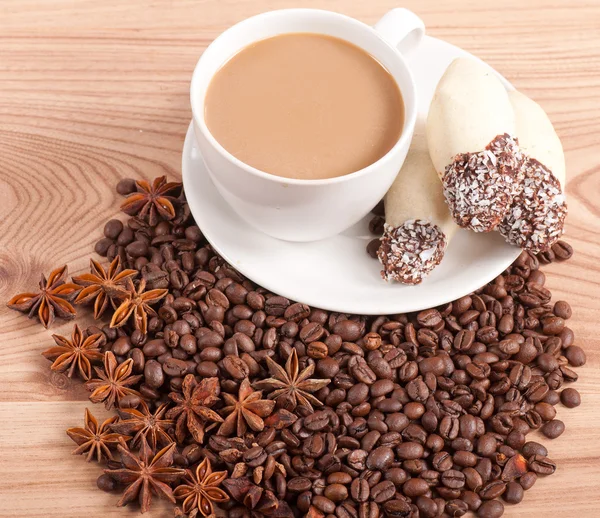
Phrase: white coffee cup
[{"left": 190, "top": 8, "right": 425, "bottom": 242}]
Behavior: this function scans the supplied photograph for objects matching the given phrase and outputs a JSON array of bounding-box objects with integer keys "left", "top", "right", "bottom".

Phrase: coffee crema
[{"left": 204, "top": 33, "right": 404, "bottom": 180}]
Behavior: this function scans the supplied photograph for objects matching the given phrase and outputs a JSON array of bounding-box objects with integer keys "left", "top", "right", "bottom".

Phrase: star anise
[
  {"left": 105, "top": 436, "right": 186, "bottom": 514},
  {"left": 85, "top": 351, "right": 142, "bottom": 410},
  {"left": 120, "top": 175, "right": 182, "bottom": 226},
  {"left": 42, "top": 323, "right": 104, "bottom": 380},
  {"left": 173, "top": 457, "right": 229, "bottom": 517},
  {"left": 218, "top": 378, "right": 275, "bottom": 437},
  {"left": 7, "top": 265, "right": 80, "bottom": 328},
  {"left": 66, "top": 408, "right": 127, "bottom": 462},
  {"left": 110, "top": 278, "right": 168, "bottom": 335},
  {"left": 73, "top": 257, "right": 137, "bottom": 319},
  {"left": 111, "top": 400, "right": 174, "bottom": 450},
  {"left": 174, "top": 507, "right": 198, "bottom": 518},
  {"left": 223, "top": 478, "right": 293, "bottom": 516},
  {"left": 253, "top": 349, "right": 330, "bottom": 412},
  {"left": 166, "top": 375, "right": 223, "bottom": 444}
]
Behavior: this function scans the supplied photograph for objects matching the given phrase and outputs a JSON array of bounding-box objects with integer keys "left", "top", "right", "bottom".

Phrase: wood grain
[{"left": 1, "top": 0, "right": 599, "bottom": 516}]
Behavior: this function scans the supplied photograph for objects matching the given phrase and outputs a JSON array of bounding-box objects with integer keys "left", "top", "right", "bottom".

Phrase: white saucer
[{"left": 182, "top": 35, "right": 521, "bottom": 315}]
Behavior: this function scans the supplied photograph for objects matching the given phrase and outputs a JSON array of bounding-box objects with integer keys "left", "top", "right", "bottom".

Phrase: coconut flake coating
[
  {"left": 498, "top": 158, "right": 567, "bottom": 253},
  {"left": 442, "top": 134, "right": 523, "bottom": 233},
  {"left": 378, "top": 220, "right": 447, "bottom": 285}
]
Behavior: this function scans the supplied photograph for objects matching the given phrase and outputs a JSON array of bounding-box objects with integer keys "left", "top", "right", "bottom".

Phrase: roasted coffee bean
[
  {"left": 346, "top": 449, "right": 368, "bottom": 470},
  {"left": 463, "top": 467, "right": 483, "bottom": 492},
  {"left": 462, "top": 491, "right": 482, "bottom": 512},
  {"left": 396, "top": 442, "right": 424, "bottom": 460},
  {"left": 308, "top": 341, "right": 329, "bottom": 359},
  {"left": 382, "top": 499, "right": 411, "bottom": 518},
  {"left": 564, "top": 345, "right": 586, "bottom": 367},
  {"left": 503, "top": 481, "right": 524, "bottom": 504},
  {"left": 288, "top": 477, "right": 312, "bottom": 493},
  {"left": 333, "top": 320, "right": 362, "bottom": 342},
  {"left": 432, "top": 452, "right": 453, "bottom": 472},
  {"left": 144, "top": 360, "right": 164, "bottom": 388},
  {"left": 454, "top": 451, "right": 478, "bottom": 468},
  {"left": 445, "top": 499, "right": 468, "bottom": 517},
  {"left": 222, "top": 354, "right": 250, "bottom": 379},
  {"left": 118, "top": 393, "right": 141, "bottom": 409},
  {"left": 300, "top": 322, "right": 325, "bottom": 343},
  {"left": 560, "top": 387, "right": 581, "bottom": 408},
  {"left": 525, "top": 380, "right": 549, "bottom": 403},
  {"left": 312, "top": 495, "right": 336, "bottom": 513},
  {"left": 477, "top": 500, "right": 504, "bottom": 518},
  {"left": 528, "top": 455, "right": 556, "bottom": 475},
  {"left": 358, "top": 501, "right": 380, "bottom": 518},
  {"left": 439, "top": 416, "right": 459, "bottom": 441},
  {"left": 553, "top": 300, "right": 572, "bottom": 320},
  {"left": 366, "top": 238, "right": 381, "bottom": 259},
  {"left": 414, "top": 496, "right": 438, "bottom": 518},
  {"left": 369, "top": 480, "right": 395, "bottom": 503},
  {"left": 533, "top": 402, "right": 556, "bottom": 421},
  {"left": 519, "top": 471, "right": 537, "bottom": 490},
  {"left": 347, "top": 383, "right": 369, "bottom": 406},
  {"left": 417, "top": 308, "right": 442, "bottom": 328},
  {"left": 479, "top": 480, "right": 506, "bottom": 500},
  {"left": 96, "top": 473, "right": 116, "bottom": 492},
  {"left": 348, "top": 356, "right": 377, "bottom": 385},
  {"left": 541, "top": 419, "right": 565, "bottom": 439},
  {"left": 551, "top": 240, "right": 573, "bottom": 260},
  {"left": 441, "top": 469, "right": 465, "bottom": 489},
  {"left": 477, "top": 434, "right": 498, "bottom": 458},
  {"left": 366, "top": 446, "right": 394, "bottom": 470},
  {"left": 116, "top": 177, "right": 137, "bottom": 195},
  {"left": 350, "top": 478, "right": 370, "bottom": 502},
  {"left": 402, "top": 478, "right": 429, "bottom": 498},
  {"left": 324, "top": 483, "right": 348, "bottom": 503},
  {"left": 104, "top": 219, "right": 124, "bottom": 240},
  {"left": 522, "top": 441, "right": 548, "bottom": 458}
]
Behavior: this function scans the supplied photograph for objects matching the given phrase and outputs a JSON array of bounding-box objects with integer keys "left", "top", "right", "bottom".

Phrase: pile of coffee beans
[{"left": 76, "top": 177, "right": 583, "bottom": 518}]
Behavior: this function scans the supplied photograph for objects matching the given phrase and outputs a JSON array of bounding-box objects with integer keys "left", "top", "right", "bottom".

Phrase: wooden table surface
[{"left": 1, "top": 1, "right": 599, "bottom": 516}]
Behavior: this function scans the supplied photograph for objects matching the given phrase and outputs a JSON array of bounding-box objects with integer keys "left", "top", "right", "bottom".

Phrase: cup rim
[{"left": 190, "top": 8, "right": 418, "bottom": 186}]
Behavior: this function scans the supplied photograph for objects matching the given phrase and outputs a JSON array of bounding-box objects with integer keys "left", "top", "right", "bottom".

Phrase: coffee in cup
[{"left": 204, "top": 33, "right": 404, "bottom": 180}]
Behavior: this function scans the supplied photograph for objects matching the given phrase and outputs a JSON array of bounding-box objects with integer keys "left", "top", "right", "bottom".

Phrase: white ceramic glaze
[
  {"left": 190, "top": 8, "right": 425, "bottom": 242},
  {"left": 183, "top": 35, "right": 522, "bottom": 315}
]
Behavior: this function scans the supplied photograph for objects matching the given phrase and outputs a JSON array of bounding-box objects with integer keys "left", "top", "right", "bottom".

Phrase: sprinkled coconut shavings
[
  {"left": 378, "top": 220, "right": 447, "bottom": 285},
  {"left": 442, "top": 134, "right": 523, "bottom": 233},
  {"left": 498, "top": 158, "right": 567, "bottom": 253}
]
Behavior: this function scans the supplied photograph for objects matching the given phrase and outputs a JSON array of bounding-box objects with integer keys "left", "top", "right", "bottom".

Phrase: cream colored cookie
[
  {"left": 498, "top": 91, "right": 567, "bottom": 253},
  {"left": 378, "top": 119, "right": 458, "bottom": 284},
  {"left": 508, "top": 90, "right": 565, "bottom": 186},
  {"left": 427, "top": 58, "right": 521, "bottom": 232}
]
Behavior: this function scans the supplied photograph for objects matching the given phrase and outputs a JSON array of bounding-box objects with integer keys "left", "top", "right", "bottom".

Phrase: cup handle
[{"left": 373, "top": 8, "right": 425, "bottom": 56}]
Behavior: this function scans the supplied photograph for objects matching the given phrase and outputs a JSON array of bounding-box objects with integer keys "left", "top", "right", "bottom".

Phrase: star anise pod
[
  {"left": 222, "top": 478, "right": 293, "bottom": 516},
  {"left": 111, "top": 400, "right": 175, "bottom": 450},
  {"left": 253, "top": 349, "right": 330, "bottom": 412},
  {"left": 174, "top": 507, "right": 198, "bottom": 518},
  {"left": 7, "top": 265, "right": 80, "bottom": 328},
  {"left": 120, "top": 175, "right": 182, "bottom": 226},
  {"left": 105, "top": 436, "right": 186, "bottom": 514},
  {"left": 66, "top": 408, "right": 127, "bottom": 462},
  {"left": 85, "top": 351, "right": 142, "bottom": 410},
  {"left": 110, "top": 278, "right": 168, "bottom": 335},
  {"left": 166, "top": 375, "right": 223, "bottom": 444},
  {"left": 173, "top": 457, "right": 229, "bottom": 517},
  {"left": 42, "top": 323, "right": 104, "bottom": 380},
  {"left": 218, "top": 378, "right": 275, "bottom": 437},
  {"left": 73, "top": 257, "right": 137, "bottom": 319}
]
